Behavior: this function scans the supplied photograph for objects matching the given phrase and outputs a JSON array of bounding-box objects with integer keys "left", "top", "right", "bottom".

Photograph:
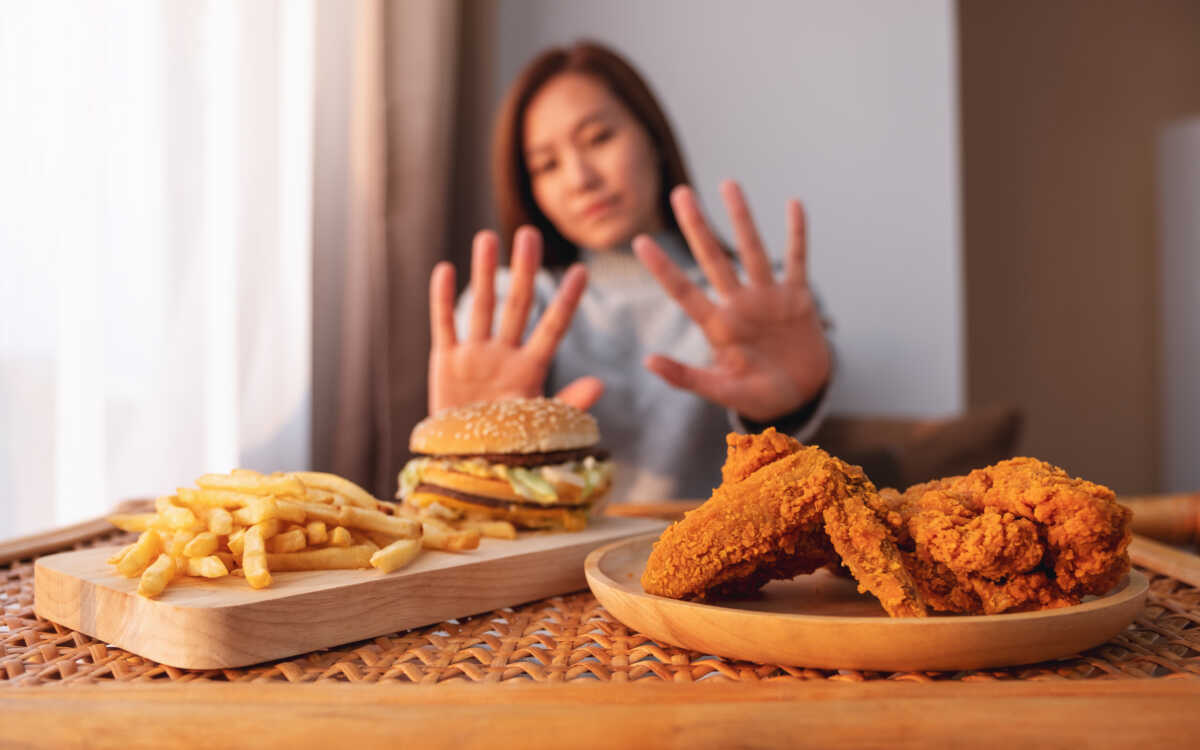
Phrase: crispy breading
[
  {"left": 642, "top": 429, "right": 927, "bottom": 617},
  {"left": 643, "top": 436, "right": 1129, "bottom": 618},
  {"left": 822, "top": 483, "right": 926, "bottom": 618},
  {"left": 721, "top": 428, "right": 805, "bottom": 485},
  {"left": 908, "top": 504, "right": 1044, "bottom": 580},
  {"left": 641, "top": 447, "right": 833, "bottom": 601},
  {"left": 883, "top": 457, "right": 1132, "bottom": 614}
]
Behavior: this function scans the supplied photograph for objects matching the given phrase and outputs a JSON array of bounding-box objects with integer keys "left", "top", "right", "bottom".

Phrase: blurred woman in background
[{"left": 426, "top": 41, "right": 833, "bottom": 501}]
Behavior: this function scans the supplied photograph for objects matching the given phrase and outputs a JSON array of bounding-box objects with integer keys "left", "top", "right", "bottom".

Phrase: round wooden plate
[{"left": 585, "top": 533, "right": 1148, "bottom": 671}]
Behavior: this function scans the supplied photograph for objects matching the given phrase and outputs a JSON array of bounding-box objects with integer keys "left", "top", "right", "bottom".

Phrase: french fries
[
  {"left": 370, "top": 538, "right": 422, "bottom": 573},
  {"left": 242, "top": 525, "right": 270, "bottom": 589},
  {"left": 107, "top": 467, "right": 524, "bottom": 600},
  {"left": 117, "top": 531, "right": 163, "bottom": 578},
  {"left": 328, "top": 526, "right": 352, "bottom": 547},
  {"left": 206, "top": 507, "right": 234, "bottom": 535},
  {"left": 267, "top": 528, "right": 307, "bottom": 554},
  {"left": 106, "top": 469, "right": 428, "bottom": 598},
  {"left": 305, "top": 520, "right": 328, "bottom": 545},
  {"left": 398, "top": 503, "right": 519, "bottom": 544},
  {"left": 137, "top": 554, "right": 176, "bottom": 597},
  {"left": 195, "top": 472, "right": 304, "bottom": 497},
  {"left": 266, "top": 545, "right": 375, "bottom": 571},
  {"left": 459, "top": 518, "right": 519, "bottom": 541},
  {"left": 290, "top": 471, "right": 377, "bottom": 509},
  {"left": 419, "top": 517, "right": 481, "bottom": 552},
  {"left": 107, "top": 543, "right": 133, "bottom": 565},
  {"left": 107, "top": 513, "right": 155, "bottom": 533},
  {"left": 186, "top": 556, "right": 229, "bottom": 578},
  {"left": 183, "top": 532, "right": 218, "bottom": 558}
]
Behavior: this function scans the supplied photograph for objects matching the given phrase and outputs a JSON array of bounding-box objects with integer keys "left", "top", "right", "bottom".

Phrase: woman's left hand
[{"left": 632, "top": 181, "right": 832, "bottom": 423}]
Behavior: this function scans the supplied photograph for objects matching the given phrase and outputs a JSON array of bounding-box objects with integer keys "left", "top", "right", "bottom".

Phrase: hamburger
[{"left": 397, "top": 398, "right": 614, "bottom": 531}]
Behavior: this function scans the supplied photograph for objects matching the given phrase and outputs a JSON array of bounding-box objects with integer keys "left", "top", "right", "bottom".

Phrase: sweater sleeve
[{"left": 726, "top": 341, "right": 835, "bottom": 442}]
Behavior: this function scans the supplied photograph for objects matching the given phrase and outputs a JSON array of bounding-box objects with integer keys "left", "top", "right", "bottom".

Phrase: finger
[
  {"left": 497, "top": 226, "right": 542, "bottom": 345},
  {"left": 632, "top": 234, "right": 717, "bottom": 328},
  {"left": 554, "top": 376, "right": 605, "bottom": 411},
  {"left": 784, "top": 199, "right": 808, "bottom": 288},
  {"left": 525, "top": 263, "right": 587, "bottom": 361},
  {"left": 719, "top": 180, "right": 773, "bottom": 286},
  {"left": 644, "top": 354, "right": 729, "bottom": 405},
  {"left": 670, "top": 185, "right": 740, "bottom": 297},
  {"left": 467, "top": 231, "right": 499, "bottom": 342},
  {"left": 429, "top": 261, "right": 458, "bottom": 351}
]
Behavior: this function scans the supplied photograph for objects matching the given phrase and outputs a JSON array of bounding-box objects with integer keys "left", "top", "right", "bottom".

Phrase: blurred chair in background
[{"left": 811, "top": 404, "right": 1024, "bottom": 491}]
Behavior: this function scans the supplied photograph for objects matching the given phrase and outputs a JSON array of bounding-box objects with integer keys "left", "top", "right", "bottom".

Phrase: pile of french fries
[{"left": 106, "top": 469, "right": 517, "bottom": 599}]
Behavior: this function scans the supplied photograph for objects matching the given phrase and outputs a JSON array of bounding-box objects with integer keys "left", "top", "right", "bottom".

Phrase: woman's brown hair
[{"left": 492, "top": 41, "right": 692, "bottom": 268}]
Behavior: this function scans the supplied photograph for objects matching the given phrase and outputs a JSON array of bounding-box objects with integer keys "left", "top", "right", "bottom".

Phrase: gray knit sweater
[{"left": 454, "top": 232, "right": 831, "bottom": 503}]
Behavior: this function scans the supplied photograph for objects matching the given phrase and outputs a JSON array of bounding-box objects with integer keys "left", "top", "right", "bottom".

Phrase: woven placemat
[{"left": 3, "top": 529, "right": 1199, "bottom": 686}]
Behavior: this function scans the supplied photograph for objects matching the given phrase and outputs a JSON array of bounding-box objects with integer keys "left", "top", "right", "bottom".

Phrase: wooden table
[
  {"left": 2, "top": 503, "right": 1198, "bottom": 749},
  {"left": 6, "top": 680, "right": 1200, "bottom": 749}
]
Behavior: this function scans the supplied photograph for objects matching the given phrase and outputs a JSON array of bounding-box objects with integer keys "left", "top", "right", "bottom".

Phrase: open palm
[
  {"left": 632, "top": 182, "right": 831, "bottom": 422},
  {"left": 427, "top": 227, "right": 603, "bottom": 415}
]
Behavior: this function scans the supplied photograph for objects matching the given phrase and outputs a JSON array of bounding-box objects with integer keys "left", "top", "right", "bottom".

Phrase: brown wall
[{"left": 959, "top": 0, "right": 1200, "bottom": 494}]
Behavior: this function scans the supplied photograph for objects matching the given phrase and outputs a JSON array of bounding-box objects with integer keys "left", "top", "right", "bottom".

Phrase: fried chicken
[
  {"left": 641, "top": 429, "right": 927, "bottom": 617},
  {"left": 721, "top": 428, "right": 803, "bottom": 485},
  {"left": 642, "top": 430, "right": 1130, "bottom": 619},
  {"left": 880, "top": 457, "right": 1132, "bottom": 614},
  {"left": 821, "top": 485, "right": 927, "bottom": 618}
]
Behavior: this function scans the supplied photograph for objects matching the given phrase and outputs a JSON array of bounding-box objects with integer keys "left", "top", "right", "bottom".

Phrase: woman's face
[{"left": 522, "top": 72, "right": 664, "bottom": 251}]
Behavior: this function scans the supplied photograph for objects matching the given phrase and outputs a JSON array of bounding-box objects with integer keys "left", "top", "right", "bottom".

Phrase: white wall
[
  {"left": 1159, "top": 117, "right": 1200, "bottom": 492},
  {"left": 484, "top": 0, "right": 963, "bottom": 416}
]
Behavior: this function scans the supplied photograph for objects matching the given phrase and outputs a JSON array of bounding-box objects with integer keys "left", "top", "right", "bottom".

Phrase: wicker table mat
[{"left": 3, "top": 529, "right": 1200, "bottom": 687}]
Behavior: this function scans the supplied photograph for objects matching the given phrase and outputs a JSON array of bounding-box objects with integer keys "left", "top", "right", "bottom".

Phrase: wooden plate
[{"left": 585, "top": 533, "right": 1148, "bottom": 671}]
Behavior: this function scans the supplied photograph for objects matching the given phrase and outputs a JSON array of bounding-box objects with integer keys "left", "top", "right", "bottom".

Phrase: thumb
[
  {"left": 554, "top": 376, "right": 605, "bottom": 411},
  {"left": 643, "top": 354, "right": 727, "bottom": 405}
]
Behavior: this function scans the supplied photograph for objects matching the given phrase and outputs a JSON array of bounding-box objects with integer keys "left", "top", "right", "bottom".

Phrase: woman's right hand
[{"left": 427, "top": 226, "right": 605, "bottom": 415}]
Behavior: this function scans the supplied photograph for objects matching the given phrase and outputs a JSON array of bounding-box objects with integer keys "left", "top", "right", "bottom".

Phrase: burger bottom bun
[{"left": 407, "top": 490, "right": 599, "bottom": 532}]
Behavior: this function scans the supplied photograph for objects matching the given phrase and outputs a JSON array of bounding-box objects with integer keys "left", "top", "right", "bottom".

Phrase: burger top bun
[{"left": 410, "top": 397, "right": 599, "bottom": 455}]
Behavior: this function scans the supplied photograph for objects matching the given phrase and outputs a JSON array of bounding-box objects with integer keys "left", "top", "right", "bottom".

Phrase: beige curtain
[{"left": 332, "top": 0, "right": 462, "bottom": 498}]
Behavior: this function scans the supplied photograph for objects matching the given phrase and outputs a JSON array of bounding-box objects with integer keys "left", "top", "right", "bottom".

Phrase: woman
[{"left": 427, "top": 41, "right": 833, "bottom": 501}]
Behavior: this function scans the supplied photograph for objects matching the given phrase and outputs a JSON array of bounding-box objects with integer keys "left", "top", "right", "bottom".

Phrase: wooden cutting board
[{"left": 34, "top": 516, "right": 665, "bottom": 669}]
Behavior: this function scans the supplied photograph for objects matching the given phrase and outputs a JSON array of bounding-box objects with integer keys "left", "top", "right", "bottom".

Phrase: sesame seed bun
[{"left": 410, "top": 398, "right": 599, "bottom": 455}]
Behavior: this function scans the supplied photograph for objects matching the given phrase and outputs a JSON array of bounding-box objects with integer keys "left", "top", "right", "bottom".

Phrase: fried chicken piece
[
  {"left": 641, "top": 442, "right": 831, "bottom": 600},
  {"left": 706, "top": 430, "right": 839, "bottom": 597},
  {"left": 704, "top": 530, "right": 838, "bottom": 599},
  {"left": 914, "top": 509, "right": 1043, "bottom": 578},
  {"left": 642, "top": 429, "right": 927, "bottom": 617},
  {"left": 722, "top": 428, "right": 803, "bottom": 484},
  {"left": 897, "top": 554, "right": 1077, "bottom": 614},
  {"left": 822, "top": 485, "right": 927, "bottom": 618},
  {"left": 883, "top": 458, "right": 1132, "bottom": 614}
]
